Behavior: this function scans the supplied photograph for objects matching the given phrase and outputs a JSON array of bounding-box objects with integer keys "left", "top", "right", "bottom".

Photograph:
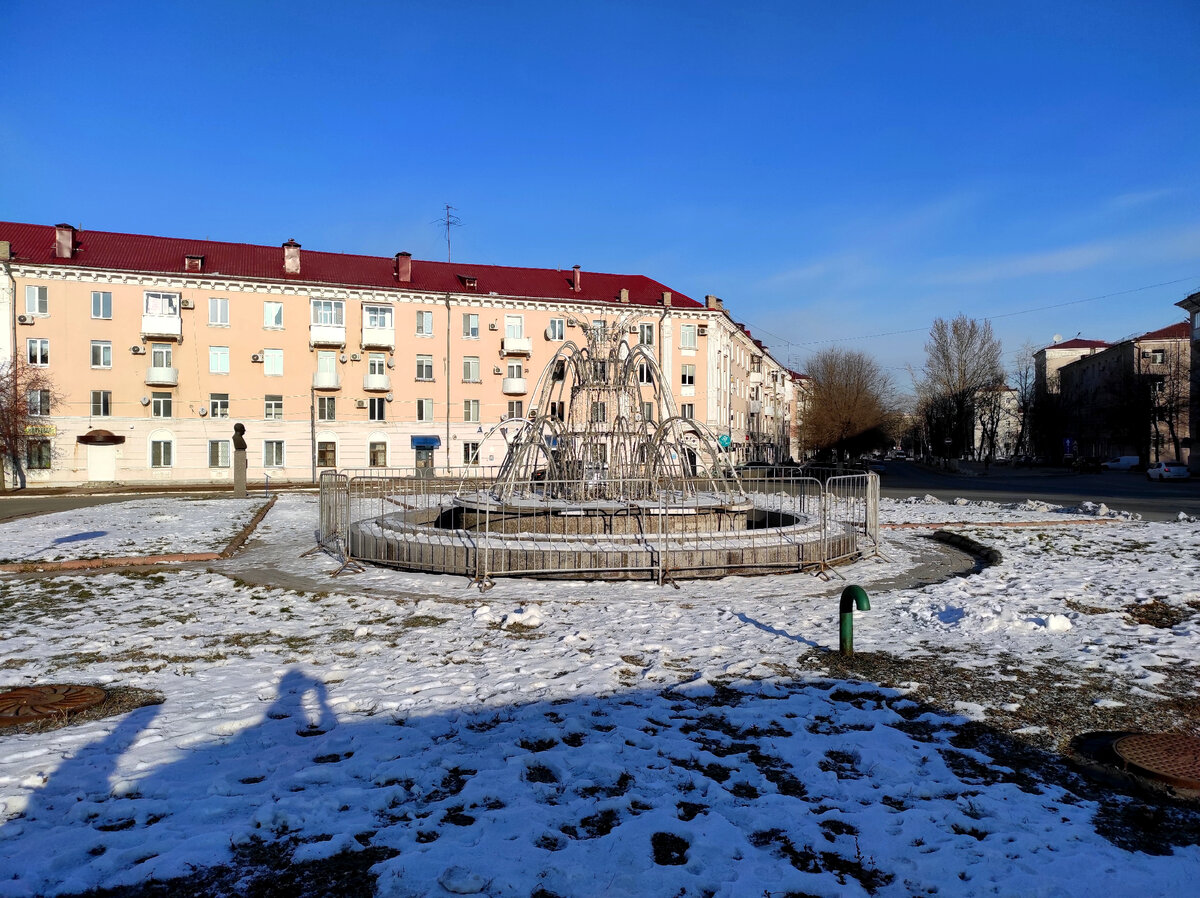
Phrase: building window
[
  {"left": 209, "top": 440, "right": 231, "bottom": 468},
  {"left": 637, "top": 362, "right": 653, "bottom": 385},
  {"left": 681, "top": 364, "right": 696, "bottom": 387},
  {"left": 463, "top": 442, "right": 480, "bottom": 465},
  {"left": 642, "top": 401, "right": 654, "bottom": 422},
  {"left": 317, "top": 441, "right": 337, "bottom": 467},
  {"left": 548, "top": 318, "right": 565, "bottom": 341},
  {"left": 151, "top": 343, "right": 173, "bottom": 368},
  {"left": 209, "top": 297, "right": 229, "bottom": 326},
  {"left": 505, "top": 315, "right": 524, "bottom": 339},
  {"left": 27, "top": 390, "right": 51, "bottom": 415},
  {"left": 364, "top": 305, "right": 393, "bottom": 328},
  {"left": 417, "top": 398, "right": 434, "bottom": 422},
  {"left": 316, "top": 350, "right": 337, "bottom": 382},
  {"left": 588, "top": 443, "right": 608, "bottom": 465},
  {"left": 681, "top": 403, "right": 694, "bottom": 419},
  {"left": 1151, "top": 349, "right": 1166, "bottom": 365},
  {"left": 591, "top": 360, "right": 607, "bottom": 380},
  {"left": 91, "top": 291, "right": 112, "bottom": 319},
  {"left": 369, "top": 397, "right": 386, "bottom": 421},
  {"left": 680, "top": 324, "right": 697, "bottom": 350},
  {"left": 416, "top": 309, "right": 433, "bottom": 336},
  {"left": 463, "top": 356, "right": 480, "bottom": 382},
  {"left": 552, "top": 360, "right": 566, "bottom": 382},
  {"left": 150, "top": 439, "right": 173, "bottom": 468},
  {"left": 311, "top": 299, "right": 344, "bottom": 326},
  {"left": 265, "top": 395, "right": 283, "bottom": 419},
  {"left": 25, "top": 285, "right": 48, "bottom": 316},
  {"left": 263, "top": 348, "right": 283, "bottom": 376},
  {"left": 318, "top": 396, "right": 336, "bottom": 421},
  {"left": 264, "top": 301, "right": 283, "bottom": 329},
  {"left": 152, "top": 392, "right": 172, "bottom": 417},
  {"left": 591, "top": 401, "right": 606, "bottom": 423},
  {"left": 263, "top": 441, "right": 284, "bottom": 467},
  {"left": 144, "top": 292, "right": 179, "bottom": 315},
  {"left": 507, "top": 400, "right": 524, "bottom": 419},
  {"left": 462, "top": 313, "right": 479, "bottom": 338},
  {"left": 369, "top": 441, "right": 387, "bottom": 467},
  {"left": 548, "top": 401, "right": 565, "bottom": 421},
  {"left": 27, "top": 339, "right": 49, "bottom": 366},
  {"left": 639, "top": 323, "right": 654, "bottom": 345},
  {"left": 210, "top": 393, "right": 230, "bottom": 418},
  {"left": 592, "top": 319, "right": 605, "bottom": 336},
  {"left": 416, "top": 354, "right": 434, "bottom": 380},
  {"left": 368, "top": 352, "right": 387, "bottom": 376},
  {"left": 506, "top": 361, "right": 523, "bottom": 379},
  {"left": 210, "top": 346, "right": 230, "bottom": 374},
  {"left": 91, "top": 341, "right": 112, "bottom": 368},
  {"left": 464, "top": 399, "right": 480, "bottom": 422},
  {"left": 27, "top": 439, "right": 52, "bottom": 470},
  {"left": 91, "top": 390, "right": 111, "bottom": 417}
]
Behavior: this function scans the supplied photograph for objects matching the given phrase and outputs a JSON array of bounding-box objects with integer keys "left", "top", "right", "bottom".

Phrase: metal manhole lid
[
  {"left": 1114, "top": 733, "right": 1200, "bottom": 790},
  {"left": 0, "top": 685, "right": 107, "bottom": 726}
]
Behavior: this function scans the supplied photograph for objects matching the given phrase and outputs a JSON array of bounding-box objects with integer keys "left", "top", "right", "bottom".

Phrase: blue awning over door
[{"left": 411, "top": 435, "right": 441, "bottom": 449}]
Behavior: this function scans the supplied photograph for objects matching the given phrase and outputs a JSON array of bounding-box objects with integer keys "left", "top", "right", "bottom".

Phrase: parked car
[
  {"left": 1100, "top": 456, "right": 1140, "bottom": 471},
  {"left": 1072, "top": 456, "right": 1103, "bottom": 473},
  {"left": 1146, "top": 460, "right": 1189, "bottom": 481}
]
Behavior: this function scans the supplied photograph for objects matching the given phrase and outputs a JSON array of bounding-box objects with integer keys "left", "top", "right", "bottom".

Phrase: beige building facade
[{"left": 1, "top": 222, "right": 794, "bottom": 487}]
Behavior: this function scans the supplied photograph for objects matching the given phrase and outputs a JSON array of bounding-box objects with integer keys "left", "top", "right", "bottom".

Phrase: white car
[{"left": 1146, "top": 461, "right": 1189, "bottom": 481}]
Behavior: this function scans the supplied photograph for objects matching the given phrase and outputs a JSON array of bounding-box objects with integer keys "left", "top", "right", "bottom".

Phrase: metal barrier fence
[{"left": 315, "top": 467, "right": 879, "bottom": 584}]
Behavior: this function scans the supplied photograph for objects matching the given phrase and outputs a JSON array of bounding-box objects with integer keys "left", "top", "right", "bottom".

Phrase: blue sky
[{"left": 5, "top": 0, "right": 1198, "bottom": 382}]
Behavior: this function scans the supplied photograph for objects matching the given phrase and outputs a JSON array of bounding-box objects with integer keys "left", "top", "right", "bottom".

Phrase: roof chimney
[
  {"left": 661, "top": 291, "right": 672, "bottom": 307},
  {"left": 705, "top": 294, "right": 722, "bottom": 310},
  {"left": 619, "top": 287, "right": 630, "bottom": 304},
  {"left": 282, "top": 239, "right": 301, "bottom": 274},
  {"left": 184, "top": 254, "right": 204, "bottom": 272},
  {"left": 54, "top": 223, "right": 76, "bottom": 259},
  {"left": 572, "top": 265, "right": 581, "bottom": 292},
  {"left": 395, "top": 251, "right": 412, "bottom": 283},
  {"left": 0, "top": 241, "right": 10, "bottom": 262}
]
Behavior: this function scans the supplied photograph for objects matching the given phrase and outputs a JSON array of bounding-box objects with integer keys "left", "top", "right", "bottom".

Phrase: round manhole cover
[
  {"left": 0, "top": 685, "right": 107, "bottom": 726},
  {"left": 1114, "top": 733, "right": 1200, "bottom": 790}
]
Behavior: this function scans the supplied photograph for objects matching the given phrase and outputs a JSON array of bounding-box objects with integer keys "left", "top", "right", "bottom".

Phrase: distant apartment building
[
  {"left": 1033, "top": 337, "right": 1109, "bottom": 395},
  {"left": 0, "top": 222, "right": 794, "bottom": 487},
  {"left": 1058, "top": 322, "right": 1192, "bottom": 465},
  {"left": 1176, "top": 291, "right": 1200, "bottom": 474}
]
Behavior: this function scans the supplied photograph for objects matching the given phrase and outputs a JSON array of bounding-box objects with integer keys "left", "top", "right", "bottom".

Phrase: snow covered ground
[{"left": 0, "top": 492, "right": 1197, "bottom": 896}]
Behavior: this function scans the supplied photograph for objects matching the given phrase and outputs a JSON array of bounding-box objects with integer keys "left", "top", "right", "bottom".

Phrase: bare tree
[
  {"left": 1154, "top": 341, "right": 1190, "bottom": 461},
  {"left": 0, "top": 356, "right": 61, "bottom": 489},
  {"left": 917, "top": 315, "right": 1003, "bottom": 460},
  {"left": 1010, "top": 342, "right": 1037, "bottom": 456},
  {"left": 800, "top": 348, "right": 899, "bottom": 459}
]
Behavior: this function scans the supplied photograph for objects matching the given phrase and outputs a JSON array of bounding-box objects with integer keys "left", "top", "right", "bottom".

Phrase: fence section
[{"left": 317, "top": 468, "right": 880, "bottom": 583}]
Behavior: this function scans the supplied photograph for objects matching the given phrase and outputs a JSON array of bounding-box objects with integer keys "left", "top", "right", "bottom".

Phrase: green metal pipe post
[{"left": 839, "top": 585, "right": 870, "bottom": 656}]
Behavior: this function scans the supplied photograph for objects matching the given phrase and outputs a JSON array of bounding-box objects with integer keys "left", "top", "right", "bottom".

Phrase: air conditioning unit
[
  {"left": 386, "top": 356, "right": 395, "bottom": 368},
  {"left": 628, "top": 325, "right": 639, "bottom": 334},
  {"left": 16, "top": 314, "right": 31, "bottom": 325},
  {"left": 131, "top": 345, "right": 146, "bottom": 355},
  {"left": 385, "top": 392, "right": 394, "bottom": 402},
  {"left": 698, "top": 325, "right": 708, "bottom": 336},
  {"left": 251, "top": 353, "right": 263, "bottom": 363},
  {"left": 181, "top": 298, "right": 194, "bottom": 310},
  {"left": 493, "top": 365, "right": 503, "bottom": 375},
  {"left": 567, "top": 320, "right": 577, "bottom": 327},
  {"left": 339, "top": 353, "right": 348, "bottom": 363},
  {"left": 488, "top": 322, "right": 499, "bottom": 331},
  {"left": 355, "top": 399, "right": 367, "bottom": 409},
  {"left": 350, "top": 353, "right": 361, "bottom": 361}
]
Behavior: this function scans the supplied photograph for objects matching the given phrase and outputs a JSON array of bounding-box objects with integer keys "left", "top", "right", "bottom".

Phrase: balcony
[
  {"left": 748, "top": 371, "right": 764, "bottom": 385},
  {"left": 309, "top": 323, "right": 346, "bottom": 347},
  {"left": 501, "top": 377, "right": 527, "bottom": 395},
  {"left": 363, "top": 373, "right": 391, "bottom": 392},
  {"left": 312, "top": 371, "right": 341, "bottom": 391},
  {"left": 501, "top": 336, "right": 532, "bottom": 356},
  {"left": 749, "top": 400, "right": 762, "bottom": 414},
  {"left": 361, "top": 326, "right": 395, "bottom": 350},
  {"left": 140, "top": 314, "right": 182, "bottom": 340},
  {"left": 144, "top": 366, "right": 179, "bottom": 387}
]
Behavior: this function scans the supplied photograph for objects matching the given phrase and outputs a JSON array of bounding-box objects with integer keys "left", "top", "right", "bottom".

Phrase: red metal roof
[
  {"left": 1043, "top": 337, "right": 1109, "bottom": 351},
  {"left": 1135, "top": 321, "right": 1190, "bottom": 342},
  {"left": 0, "top": 221, "right": 701, "bottom": 310}
]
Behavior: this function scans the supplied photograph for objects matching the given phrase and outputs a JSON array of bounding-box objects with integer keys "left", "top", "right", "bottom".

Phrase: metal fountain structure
[{"left": 318, "top": 312, "right": 880, "bottom": 584}]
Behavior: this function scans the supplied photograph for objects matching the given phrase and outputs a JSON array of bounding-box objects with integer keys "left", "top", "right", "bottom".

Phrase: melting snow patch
[
  {"left": 952, "top": 701, "right": 988, "bottom": 721},
  {"left": 501, "top": 606, "right": 543, "bottom": 629}
]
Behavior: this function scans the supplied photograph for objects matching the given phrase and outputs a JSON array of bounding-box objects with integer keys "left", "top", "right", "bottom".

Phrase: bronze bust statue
[{"left": 232, "top": 422, "right": 247, "bottom": 451}]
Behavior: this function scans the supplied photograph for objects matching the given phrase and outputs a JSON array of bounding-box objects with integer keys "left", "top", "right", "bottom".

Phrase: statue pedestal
[{"left": 233, "top": 449, "right": 248, "bottom": 498}]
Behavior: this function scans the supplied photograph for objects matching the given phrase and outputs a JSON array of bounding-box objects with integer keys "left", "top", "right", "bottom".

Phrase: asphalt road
[{"left": 878, "top": 460, "right": 1200, "bottom": 522}]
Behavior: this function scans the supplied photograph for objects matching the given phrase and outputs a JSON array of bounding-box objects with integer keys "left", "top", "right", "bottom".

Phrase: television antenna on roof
[{"left": 434, "top": 204, "right": 461, "bottom": 262}]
